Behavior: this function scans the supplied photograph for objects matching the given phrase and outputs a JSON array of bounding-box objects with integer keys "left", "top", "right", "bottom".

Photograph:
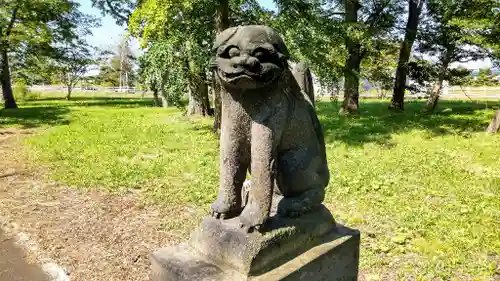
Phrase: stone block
[{"left": 150, "top": 206, "right": 360, "bottom": 281}]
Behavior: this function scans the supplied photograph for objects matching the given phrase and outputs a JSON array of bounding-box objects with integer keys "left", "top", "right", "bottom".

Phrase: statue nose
[{"left": 231, "top": 55, "right": 260, "bottom": 71}]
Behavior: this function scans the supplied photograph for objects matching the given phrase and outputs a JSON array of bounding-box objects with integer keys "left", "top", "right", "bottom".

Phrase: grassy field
[{"left": 1, "top": 92, "right": 499, "bottom": 280}]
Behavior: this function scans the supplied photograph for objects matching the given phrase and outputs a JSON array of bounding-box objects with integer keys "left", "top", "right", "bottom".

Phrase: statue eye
[
  {"left": 253, "top": 48, "right": 271, "bottom": 60},
  {"left": 227, "top": 47, "right": 240, "bottom": 58}
]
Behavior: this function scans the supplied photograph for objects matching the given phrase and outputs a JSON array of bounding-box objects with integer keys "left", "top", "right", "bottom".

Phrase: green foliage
[
  {"left": 91, "top": 0, "right": 135, "bottom": 25},
  {"left": 468, "top": 68, "right": 500, "bottom": 87},
  {"left": 50, "top": 42, "right": 97, "bottom": 93},
  {"left": 12, "top": 79, "right": 30, "bottom": 101},
  {"left": 137, "top": 39, "right": 189, "bottom": 108},
  {"left": 12, "top": 78, "right": 41, "bottom": 101},
  {"left": 2, "top": 93, "right": 499, "bottom": 279},
  {"left": 271, "top": 1, "right": 345, "bottom": 88},
  {"left": 272, "top": 0, "right": 403, "bottom": 92},
  {"left": 0, "top": 0, "right": 99, "bottom": 58},
  {"left": 362, "top": 41, "right": 399, "bottom": 93},
  {"left": 416, "top": 0, "right": 500, "bottom": 84},
  {"left": 446, "top": 66, "right": 473, "bottom": 86},
  {"left": 128, "top": 0, "right": 211, "bottom": 108},
  {"left": 128, "top": 0, "right": 268, "bottom": 110},
  {"left": 1, "top": 0, "right": 99, "bottom": 108}
]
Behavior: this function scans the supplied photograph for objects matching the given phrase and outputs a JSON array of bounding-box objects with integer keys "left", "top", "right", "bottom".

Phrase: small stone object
[{"left": 150, "top": 25, "right": 360, "bottom": 281}]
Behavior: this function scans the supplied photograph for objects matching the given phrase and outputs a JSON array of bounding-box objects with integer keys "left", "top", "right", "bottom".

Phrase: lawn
[{"left": 1, "top": 93, "right": 499, "bottom": 280}]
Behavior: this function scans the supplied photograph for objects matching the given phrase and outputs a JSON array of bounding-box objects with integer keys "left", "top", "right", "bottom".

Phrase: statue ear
[
  {"left": 209, "top": 56, "right": 217, "bottom": 69},
  {"left": 277, "top": 52, "right": 288, "bottom": 62},
  {"left": 281, "top": 59, "right": 289, "bottom": 69}
]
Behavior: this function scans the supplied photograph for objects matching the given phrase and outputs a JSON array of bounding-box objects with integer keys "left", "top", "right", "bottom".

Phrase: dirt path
[
  {"left": 0, "top": 228, "right": 48, "bottom": 281},
  {"left": 0, "top": 129, "right": 202, "bottom": 281}
]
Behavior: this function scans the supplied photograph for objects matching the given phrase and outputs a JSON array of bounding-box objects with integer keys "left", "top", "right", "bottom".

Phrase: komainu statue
[
  {"left": 150, "top": 26, "right": 360, "bottom": 281},
  {"left": 210, "top": 25, "right": 330, "bottom": 232}
]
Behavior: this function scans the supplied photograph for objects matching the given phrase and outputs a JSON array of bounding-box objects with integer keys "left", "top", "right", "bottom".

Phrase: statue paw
[
  {"left": 238, "top": 203, "right": 268, "bottom": 233},
  {"left": 211, "top": 198, "right": 240, "bottom": 220}
]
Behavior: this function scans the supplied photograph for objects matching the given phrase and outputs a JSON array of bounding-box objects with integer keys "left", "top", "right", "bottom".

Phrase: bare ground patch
[{"left": 0, "top": 129, "right": 203, "bottom": 281}]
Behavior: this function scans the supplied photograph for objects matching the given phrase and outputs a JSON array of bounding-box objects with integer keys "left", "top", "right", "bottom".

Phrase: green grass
[{"left": 1, "top": 93, "right": 499, "bottom": 280}]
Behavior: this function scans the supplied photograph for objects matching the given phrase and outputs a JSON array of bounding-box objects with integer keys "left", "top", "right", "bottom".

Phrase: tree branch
[
  {"left": 6, "top": 7, "right": 19, "bottom": 37},
  {"left": 105, "top": 0, "right": 129, "bottom": 24},
  {"left": 364, "top": 0, "right": 392, "bottom": 32},
  {"left": 325, "top": 11, "right": 345, "bottom": 17}
]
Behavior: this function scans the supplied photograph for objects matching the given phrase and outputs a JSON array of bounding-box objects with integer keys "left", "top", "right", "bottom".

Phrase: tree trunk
[
  {"left": 159, "top": 83, "right": 169, "bottom": 108},
  {"left": 152, "top": 88, "right": 162, "bottom": 107},
  {"left": 187, "top": 72, "right": 210, "bottom": 116},
  {"left": 213, "top": 0, "right": 230, "bottom": 132},
  {"left": 390, "top": 0, "right": 425, "bottom": 111},
  {"left": 1, "top": 48, "right": 17, "bottom": 109},
  {"left": 486, "top": 110, "right": 500, "bottom": 134},
  {"left": 340, "top": 0, "right": 361, "bottom": 115},
  {"left": 212, "top": 70, "right": 222, "bottom": 130},
  {"left": 425, "top": 50, "right": 453, "bottom": 113},
  {"left": 66, "top": 86, "right": 72, "bottom": 100}
]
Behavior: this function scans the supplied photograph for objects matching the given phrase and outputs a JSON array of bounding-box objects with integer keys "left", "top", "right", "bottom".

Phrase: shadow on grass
[
  {"left": 30, "top": 96, "right": 156, "bottom": 108},
  {"left": 318, "top": 100, "right": 500, "bottom": 146},
  {"left": 0, "top": 106, "right": 71, "bottom": 129}
]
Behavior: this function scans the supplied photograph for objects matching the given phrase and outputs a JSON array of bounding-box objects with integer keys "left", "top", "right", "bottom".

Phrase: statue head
[{"left": 213, "top": 25, "right": 289, "bottom": 90}]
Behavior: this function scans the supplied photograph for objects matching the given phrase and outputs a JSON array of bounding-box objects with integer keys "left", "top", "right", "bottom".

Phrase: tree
[
  {"left": 212, "top": 0, "right": 230, "bottom": 132},
  {"left": 275, "top": 0, "right": 401, "bottom": 114},
  {"left": 362, "top": 41, "right": 399, "bottom": 97},
  {"left": 273, "top": 0, "right": 345, "bottom": 102},
  {"left": 389, "top": 0, "right": 425, "bottom": 110},
  {"left": 0, "top": 5, "right": 18, "bottom": 109},
  {"left": 418, "top": 0, "right": 500, "bottom": 112},
  {"left": 128, "top": 0, "right": 267, "bottom": 117},
  {"left": 136, "top": 39, "right": 188, "bottom": 108},
  {"left": 0, "top": 0, "right": 97, "bottom": 109},
  {"left": 52, "top": 42, "right": 96, "bottom": 100},
  {"left": 97, "top": 37, "right": 136, "bottom": 88},
  {"left": 91, "top": 0, "right": 135, "bottom": 25},
  {"left": 342, "top": 0, "right": 363, "bottom": 114},
  {"left": 10, "top": 54, "right": 55, "bottom": 86},
  {"left": 486, "top": 110, "right": 500, "bottom": 134},
  {"left": 129, "top": 0, "right": 214, "bottom": 115},
  {"left": 471, "top": 68, "right": 498, "bottom": 87}
]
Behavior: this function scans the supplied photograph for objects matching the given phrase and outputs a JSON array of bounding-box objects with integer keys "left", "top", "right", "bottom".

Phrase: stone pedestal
[{"left": 150, "top": 205, "right": 360, "bottom": 281}]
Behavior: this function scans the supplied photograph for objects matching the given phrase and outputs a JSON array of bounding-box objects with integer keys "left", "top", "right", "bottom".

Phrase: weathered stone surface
[
  {"left": 150, "top": 222, "right": 359, "bottom": 281},
  {"left": 252, "top": 225, "right": 360, "bottom": 281},
  {"left": 150, "top": 244, "right": 245, "bottom": 281},
  {"left": 190, "top": 205, "right": 335, "bottom": 276},
  {"left": 211, "top": 25, "right": 330, "bottom": 231},
  {"left": 291, "top": 62, "right": 315, "bottom": 105}
]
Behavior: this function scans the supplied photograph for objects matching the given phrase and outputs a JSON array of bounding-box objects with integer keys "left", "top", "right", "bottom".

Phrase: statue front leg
[
  {"left": 211, "top": 126, "right": 249, "bottom": 219},
  {"left": 239, "top": 122, "right": 274, "bottom": 232}
]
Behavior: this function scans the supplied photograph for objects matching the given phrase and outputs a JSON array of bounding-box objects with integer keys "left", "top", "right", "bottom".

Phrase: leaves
[
  {"left": 1, "top": 0, "right": 99, "bottom": 52},
  {"left": 52, "top": 41, "right": 97, "bottom": 89},
  {"left": 127, "top": 0, "right": 269, "bottom": 109}
]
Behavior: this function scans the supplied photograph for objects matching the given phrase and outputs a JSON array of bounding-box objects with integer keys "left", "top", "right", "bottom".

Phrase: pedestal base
[{"left": 151, "top": 206, "right": 360, "bottom": 281}]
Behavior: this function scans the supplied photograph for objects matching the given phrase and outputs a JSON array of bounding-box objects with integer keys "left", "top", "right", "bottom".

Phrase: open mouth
[
  {"left": 218, "top": 68, "right": 281, "bottom": 86},
  {"left": 222, "top": 71, "right": 260, "bottom": 81}
]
